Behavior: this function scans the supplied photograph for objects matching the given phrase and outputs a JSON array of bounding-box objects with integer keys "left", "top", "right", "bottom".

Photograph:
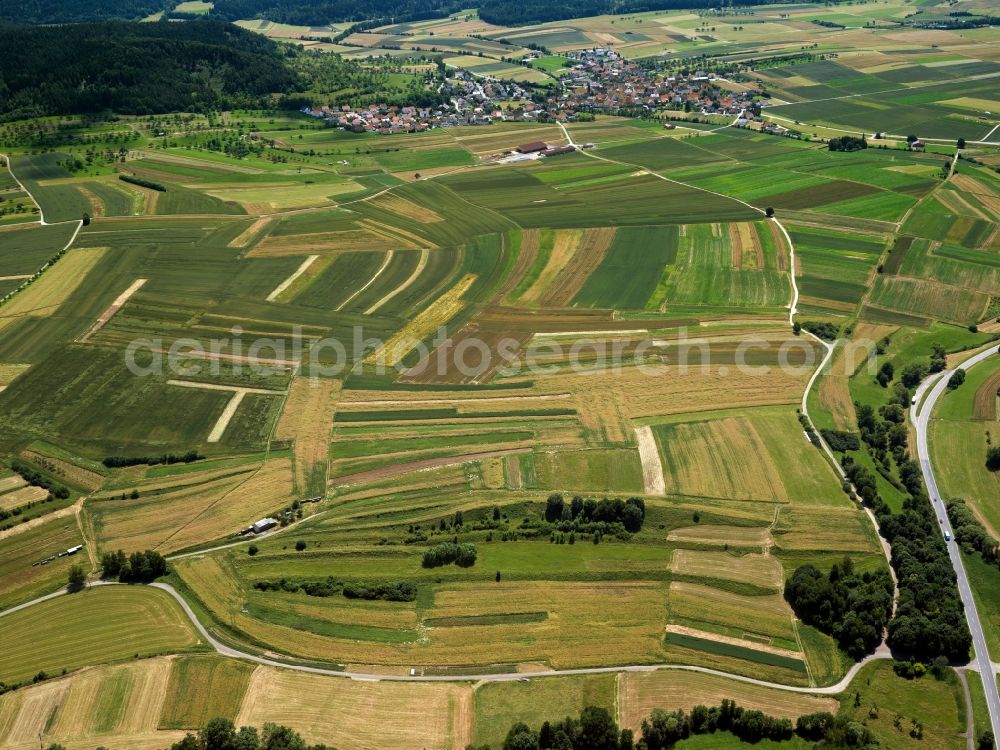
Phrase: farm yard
[{"left": 0, "top": 1, "right": 999, "bottom": 746}]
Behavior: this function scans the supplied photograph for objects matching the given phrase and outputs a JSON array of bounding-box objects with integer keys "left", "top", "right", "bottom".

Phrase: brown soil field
[
  {"left": 729, "top": 222, "right": 744, "bottom": 267},
  {"left": 401, "top": 323, "right": 533, "bottom": 384},
  {"left": 972, "top": 368, "right": 1000, "bottom": 420},
  {"left": 275, "top": 376, "right": 341, "bottom": 493},
  {"left": 617, "top": 671, "right": 837, "bottom": 733},
  {"left": 236, "top": 667, "right": 472, "bottom": 749},
  {"left": 78, "top": 186, "right": 105, "bottom": 217},
  {"left": 768, "top": 220, "right": 788, "bottom": 273}
]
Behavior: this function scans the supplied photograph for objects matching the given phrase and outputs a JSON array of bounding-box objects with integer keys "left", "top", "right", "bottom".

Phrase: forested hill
[
  {"left": 209, "top": 0, "right": 831, "bottom": 27},
  {"left": 0, "top": 21, "right": 301, "bottom": 120},
  {"left": 0, "top": 0, "right": 170, "bottom": 24}
]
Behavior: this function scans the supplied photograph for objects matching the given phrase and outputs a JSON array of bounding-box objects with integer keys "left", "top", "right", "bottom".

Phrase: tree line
[
  {"left": 544, "top": 494, "right": 645, "bottom": 532},
  {"left": 483, "top": 700, "right": 878, "bottom": 750},
  {"left": 253, "top": 576, "right": 417, "bottom": 601},
  {"left": 822, "top": 334, "right": 974, "bottom": 663},
  {"left": 102, "top": 450, "right": 201, "bottom": 468}
]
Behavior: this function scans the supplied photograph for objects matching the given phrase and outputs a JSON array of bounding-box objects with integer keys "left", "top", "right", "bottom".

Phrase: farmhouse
[
  {"left": 516, "top": 141, "right": 549, "bottom": 154},
  {"left": 251, "top": 517, "right": 278, "bottom": 534}
]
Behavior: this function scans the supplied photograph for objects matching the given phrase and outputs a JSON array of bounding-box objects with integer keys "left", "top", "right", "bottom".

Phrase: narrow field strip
[
  {"left": 336, "top": 249, "right": 393, "bottom": 311},
  {"left": 365, "top": 247, "right": 429, "bottom": 314},
  {"left": 208, "top": 391, "right": 246, "bottom": 443},
  {"left": 665, "top": 624, "right": 804, "bottom": 662},
  {"left": 78, "top": 278, "right": 147, "bottom": 343},
  {"left": 164, "top": 379, "right": 284, "bottom": 395},
  {"left": 341, "top": 393, "right": 570, "bottom": 406},
  {"left": 330, "top": 447, "right": 530, "bottom": 486},
  {"left": 0, "top": 275, "right": 31, "bottom": 281},
  {"left": 266, "top": 254, "right": 318, "bottom": 302},
  {"left": 634, "top": 425, "right": 665, "bottom": 496}
]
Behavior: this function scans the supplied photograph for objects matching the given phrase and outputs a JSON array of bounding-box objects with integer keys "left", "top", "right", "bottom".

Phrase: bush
[
  {"left": 988, "top": 446, "right": 1000, "bottom": 472},
  {"left": 948, "top": 369, "right": 966, "bottom": 389},
  {"left": 295, "top": 540, "right": 306, "bottom": 551}
]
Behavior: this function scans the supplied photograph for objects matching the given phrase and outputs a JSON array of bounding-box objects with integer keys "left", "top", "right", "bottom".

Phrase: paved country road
[{"left": 913, "top": 343, "right": 1000, "bottom": 742}]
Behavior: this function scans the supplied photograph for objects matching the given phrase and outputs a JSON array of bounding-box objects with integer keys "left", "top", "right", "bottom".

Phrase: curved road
[
  {"left": 0, "top": 579, "right": 888, "bottom": 692},
  {"left": 913, "top": 343, "right": 1000, "bottom": 742}
]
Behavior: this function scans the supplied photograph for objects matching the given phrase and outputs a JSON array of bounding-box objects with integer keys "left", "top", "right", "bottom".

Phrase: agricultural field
[{"left": 0, "top": 1, "right": 999, "bottom": 746}]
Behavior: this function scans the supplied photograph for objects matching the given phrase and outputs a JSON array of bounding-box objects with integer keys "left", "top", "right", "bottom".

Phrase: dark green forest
[
  {"left": 0, "top": 0, "right": 171, "bottom": 24},
  {"left": 0, "top": 21, "right": 302, "bottom": 119}
]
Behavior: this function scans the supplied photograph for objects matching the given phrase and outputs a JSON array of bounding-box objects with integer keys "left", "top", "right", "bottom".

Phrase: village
[{"left": 302, "top": 47, "right": 760, "bottom": 134}]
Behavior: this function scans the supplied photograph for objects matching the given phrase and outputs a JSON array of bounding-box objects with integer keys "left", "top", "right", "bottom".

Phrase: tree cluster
[
  {"left": 422, "top": 541, "right": 477, "bottom": 568},
  {"left": 100, "top": 549, "right": 168, "bottom": 583},
  {"left": 828, "top": 135, "right": 868, "bottom": 152},
  {"left": 544, "top": 494, "right": 645, "bottom": 533},
  {"left": 820, "top": 429, "right": 861, "bottom": 453},
  {"left": 948, "top": 499, "right": 1000, "bottom": 568},
  {"left": 169, "top": 717, "right": 332, "bottom": 750},
  {"left": 801, "top": 320, "right": 840, "bottom": 340},
  {"left": 102, "top": 451, "right": 202, "bottom": 468},
  {"left": 0, "top": 0, "right": 168, "bottom": 23},
  {"left": 784, "top": 557, "right": 894, "bottom": 659}
]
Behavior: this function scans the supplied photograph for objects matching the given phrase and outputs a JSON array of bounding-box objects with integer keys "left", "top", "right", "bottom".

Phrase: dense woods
[
  {"left": 0, "top": 21, "right": 300, "bottom": 120},
  {"left": 210, "top": 0, "right": 825, "bottom": 27},
  {"left": 784, "top": 557, "right": 894, "bottom": 659},
  {"left": 0, "top": 0, "right": 169, "bottom": 24}
]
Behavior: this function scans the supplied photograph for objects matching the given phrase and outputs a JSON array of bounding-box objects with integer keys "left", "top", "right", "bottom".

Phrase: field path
[{"left": 78, "top": 277, "right": 147, "bottom": 343}]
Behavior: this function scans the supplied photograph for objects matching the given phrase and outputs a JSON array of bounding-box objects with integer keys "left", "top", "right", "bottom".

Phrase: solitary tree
[
  {"left": 765, "top": 206, "right": 775, "bottom": 218},
  {"left": 957, "top": 137, "right": 966, "bottom": 150},
  {"left": 67, "top": 564, "right": 86, "bottom": 592},
  {"left": 295, "top": 540, "right": 307, "bottom": 551}
]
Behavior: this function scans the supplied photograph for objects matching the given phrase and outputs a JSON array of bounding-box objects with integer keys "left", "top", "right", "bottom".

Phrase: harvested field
[
  {"left": 366, "top": 273, "right": 476, "bottom": 366},
  {"left": 635, "top": 425, "right": 665, "bottom": 495},
  {"left": 331, "top": 447, "right": 530, "bottom": 486},
  {"left": 0, "top": 247, "right": 106, "bottom": 322},
  {"left": 670, "top": 549, "right": 782, "bottom": 590},
  {"left": 0, "top": 485, "right": 47, "bottom": 511},
  {"left": 773, "top": 506, "right": 879, "bottom": 553},
  {"left": 667, "top": 524, "right": 771, "bottom": 548},
  {"left": 972, "top": 368, "right": 1000, "bottom": 420},
  {"left": 668, "top": 581, "right": 797, "bottom": 645},
  {"left": 275, "top": 376, "right": 341, "bottom": 494},
  {"left": 617, "top": 671, "right": 837, "bottom": 733},
  {"left": 0, "top": 585, "right": 202, "bottom": 684},
  {"left": 236, "top": 667, "right": 472, "bottom": 749}
]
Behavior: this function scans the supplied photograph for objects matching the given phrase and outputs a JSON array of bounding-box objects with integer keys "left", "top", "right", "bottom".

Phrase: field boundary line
[
  {"left": 266, "top": 254, "right": 318, "bottom": 302},
  {"left": 337, "top": 250, "right": 393, "bottom": 312},
  {"left": 365, "top": 247, "right": 429, "bottom": 314}
]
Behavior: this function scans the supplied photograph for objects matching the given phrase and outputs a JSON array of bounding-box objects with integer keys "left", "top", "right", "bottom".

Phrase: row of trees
[
  {"left": 784, "top": 557, "right": 894, "bottom": 659},
  {"left": 253, "top": 576, "right": 417, "bottom": 602},
  {"left": 100, "top": 549, "right": 168, "bottom": 583},
  {"left": 102, "top": 450, "right": 202, "bottom": 468},
  {"left": 489, "top": 701, "right": 878, "bottom": 750},
  {"left": 10, "top": 458, "right": 70, "bottom": 499}
]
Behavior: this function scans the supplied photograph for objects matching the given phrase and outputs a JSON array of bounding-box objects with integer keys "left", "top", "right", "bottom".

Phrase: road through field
[
  {"left": 0, "top": 579, "right": 891, "bottom": 693},
  {"left": 912, "top": 343, "right": 1000, "bottom": 744}
]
